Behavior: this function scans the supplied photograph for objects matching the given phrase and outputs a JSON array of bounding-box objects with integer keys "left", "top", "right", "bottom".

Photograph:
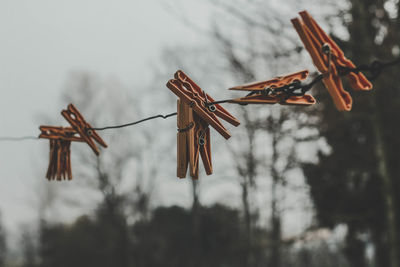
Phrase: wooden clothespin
[
  {"left": 229, "top": 70, "right": 316, "bottom": 106},
  {"left": 39, "top": 126, "right": 83, "bottom": 180},
  {"left": 39, "top": 104, "right": 108, "bottom": 181},
  {"left": 176, "top": 99, "right": 196, "bottom": 178},
  {"left": 291, "top": 11, "right": 372, "bottom": 111},
  {"left": 168, "top": 70, "right": 240, "bottom": 179},
  {"left": 61, "top": 104, "right": 108, "bottom": 155},
  {"left": 167, "top": 70, "right": 240, "bottom": 139}
]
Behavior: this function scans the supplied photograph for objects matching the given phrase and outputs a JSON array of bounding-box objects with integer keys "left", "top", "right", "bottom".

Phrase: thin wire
[
  {"left": 89, "top": 112, "right": 177, "bottom": 131},
  {"left": 0, "top": 113, "right": 178, "bottom": 142},
  {"left": 208, "top": 91, "right": 257, "bottom": 106},
  {"left": 1, "top": 57, "right": 400, "bottom": 141},
  {"left": 0, "top": 136, "right": 38, "bottom": 141}
]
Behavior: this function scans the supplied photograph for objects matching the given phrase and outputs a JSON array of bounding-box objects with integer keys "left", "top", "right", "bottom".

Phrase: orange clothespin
[
  {"left": 291, "top": 11, "right": 372, "bottom": 111},
  {"left": 39, "top": 126, "right": 83, "bottom": 180},
  {"left": 192, "top": 114, "right": 212, "bottom": 178},
  {"left": 167, "top": 70, "right": 240, "bottom": 139},
  {"left": 168, "top": 70, "right": 240, "bottom": 179},
  {"left": 176, "top": 99, "right": 196, "bottom": 178},
  {"left": 61, "top": 104, "right": 107, "bottom": 155},
  {"left": 229, "top": 70, "right": 316, "bottom": 106}
]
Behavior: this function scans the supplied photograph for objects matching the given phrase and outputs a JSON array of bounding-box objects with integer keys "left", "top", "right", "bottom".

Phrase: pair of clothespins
[
  {"left": 291, "top": 10, "right": 372, "bottom": 111},
  {"left": 229, "top": 11, "right": 372, "bottom": 111},
  {"left": 167, "top": 70, "right": 317, "bottom": 179},
  {"left": 167, "top": 70, "right": 240, "bottom": 179},
  {"left": 39, "top": 104, "right": 107, "bottom": 181},
  {"left": 175, "top": 99, "right": 212, "bottom": 179}
]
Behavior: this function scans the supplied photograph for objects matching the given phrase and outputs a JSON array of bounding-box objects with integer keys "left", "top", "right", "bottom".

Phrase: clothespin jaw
[
  {"left": 229, "top": 70, "right": 316, "bottom": 106},
  {"left": 192, "top": 114, "right": 212, "bottom": 177},
  {"left": 39, "top": 126, "right": 78, "bottom": 181},
  {"left": 167, "top": 70, "right": 240, "bottom": 140},
  {"left": 177, "top": 99, "right": 196, "bottom": 179},
  {"left": 61, "top": 104, "right": 107, "bottom": 155},
  {"left": 291, "top": 11, "right": 372, "bottom": 111},
  {"left": 45, "top": 139, "right": 72, "bottom": 181}
]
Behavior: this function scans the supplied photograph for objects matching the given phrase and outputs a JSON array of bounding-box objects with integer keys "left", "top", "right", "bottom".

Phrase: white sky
[
  {"left": 0, "top": 0, "right": 213, "bottom": 236},
  {"left": 0, "top": 0, "right": 323, "bottom": 246}
]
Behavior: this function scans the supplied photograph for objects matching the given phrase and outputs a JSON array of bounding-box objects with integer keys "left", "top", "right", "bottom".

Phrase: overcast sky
[
  {"left": 0, "top": 0, "right": 215, "bottom": 237},
  {"left": 0, "top": 0, "right": 327, "bottom": 247}
]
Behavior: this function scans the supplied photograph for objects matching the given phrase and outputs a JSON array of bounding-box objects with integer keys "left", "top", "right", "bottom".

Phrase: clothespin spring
[
  {"left": 322, "top": 43, "right": 332, "bottom": 76},
  {"left": 203, "top": 90, "right": 217, "bottom": 112},
  {"left": 85, "top": 127, "right": 93, "bottom": 136},
  {"left": 198, "top": 130, "right": 206, "bottom": 146}
]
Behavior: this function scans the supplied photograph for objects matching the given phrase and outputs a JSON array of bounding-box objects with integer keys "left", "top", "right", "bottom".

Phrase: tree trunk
[
  {"left": 344, "top": 225, "right": 366, "bottom": 267},
  {"left": 191, "top": 179, "right": 202, "bottom": 267},
  {"left": 372, "top": 111, "right": 399, "bottom": 267},
  {"left": 269, "top": 131, "right": 282, "bottom": 267},
  {"left": 241, "top": 179, "right": 253, "bottom": 267},
  {"left": 270, "top": 182, "right": 281, "bottom": 267}
]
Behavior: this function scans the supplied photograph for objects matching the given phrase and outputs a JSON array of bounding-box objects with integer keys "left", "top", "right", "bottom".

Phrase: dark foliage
[
  {"left": 0, "top": 215, "right": 5, "bottom": 267},
  {"left": 302, "top": 1, "right": 400, "bottom": 266},
  {"left": 39, "top": 205, "right": 267, "bottom": 267}
]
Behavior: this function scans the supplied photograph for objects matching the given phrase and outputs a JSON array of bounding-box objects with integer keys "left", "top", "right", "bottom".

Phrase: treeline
[{"left": 8, "top": 203, "right": 343, "bottom": 267}]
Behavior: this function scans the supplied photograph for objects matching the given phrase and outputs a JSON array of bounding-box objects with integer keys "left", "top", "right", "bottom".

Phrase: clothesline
[
  {"left": 1, "top": 10, "right": 400, "bottom": 181},
  {"left": 1, "top": 56, "right": 398, "bottom": 142}
]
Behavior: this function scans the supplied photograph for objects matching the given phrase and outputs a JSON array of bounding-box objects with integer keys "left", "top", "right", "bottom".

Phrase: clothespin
[
  {"left": 168, "top": 70, "right": 240, "bottom": 179},
  {"left": 176, "top": 99, "right": 196, "bottom": 178},
  {"left": 61, "top": 104, "right": 108, "bottom": 155},
  {"left": 291, "top": 11, "right": 372, "bottom": 111},
  {"left": 167, "top": 70, "right": 240, "bottom": 140},
  {"left": 39, "top": 126, "right": 83, "bottom": 180},
  {"left": 39, "top": 104, "right": 108, "bottom": 181},
  {"left": 229, "top": 70, "right": 316, "bottom": 106}
]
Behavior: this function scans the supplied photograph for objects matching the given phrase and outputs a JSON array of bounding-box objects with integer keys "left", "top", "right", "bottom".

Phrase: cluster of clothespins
[
  {"left": 39, "top": 104, "right": 107, "bottom": 180},
  {"left": 38, "top": 11, "right": 388, "bottom": 180}
]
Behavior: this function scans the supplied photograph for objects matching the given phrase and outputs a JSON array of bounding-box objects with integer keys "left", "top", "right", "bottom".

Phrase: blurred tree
[
  {"left": 205, "top": 2, "right": 319, "bottom": 266},
  {"left": 40, "top": 216, "right": 104, "bottom": 267},
  {"left": 38, "top": 72, "right": 164, "bottom": 267},
  {"left": 94, "top": 174, "right": 130, "bottom": 267},
  {"left": 0, "top": 213, "right": 6, "bottom": 267},
  {"left": 29, "top": 2, "right": 400, "bottom": 267},
  {"left": 131, "top": 204, "right": 260, "bottom": 267},
  {"left": 302, "top": 1, "right": 400, "bottom": 267},
  {"left": 40, "top": 213, "right": 129, "bottom": 267},
  {"left": 20, "top": 227, "right": 38, "bottom": 267},
  {"left": 214, "top": 30, "right": 259, "bottom": 266},
  {"left": 39, "top": 205, "right": 262, "bottom": 267}
]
